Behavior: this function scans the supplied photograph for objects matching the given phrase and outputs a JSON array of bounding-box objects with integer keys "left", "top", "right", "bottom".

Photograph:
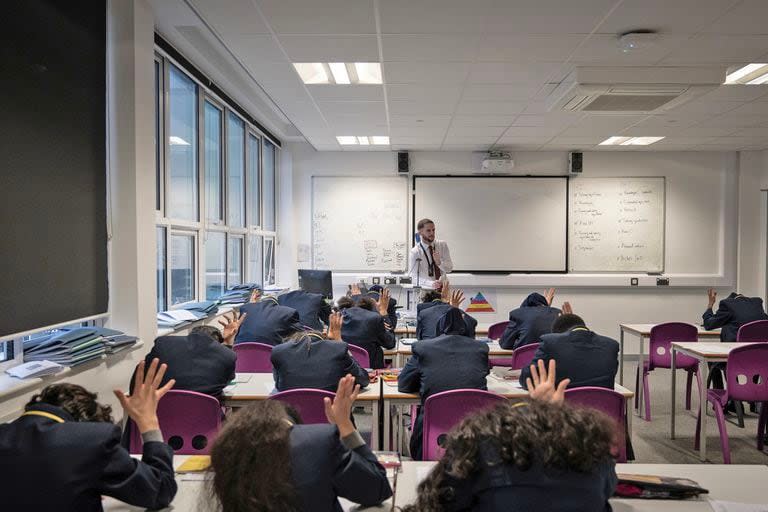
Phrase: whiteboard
[
  {"left": 414, "top": 177, "right": 568, "bottom": 272},
  {"left": 312, "top": 177, "right": 408, "bottom": 271},
  {"left": 568, "top": 177, "right": 665, "bottom": 272}
]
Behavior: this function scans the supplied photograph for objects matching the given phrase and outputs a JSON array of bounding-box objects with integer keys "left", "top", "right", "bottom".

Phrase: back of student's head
[
  {"left": 552, "top": 313, "right": 587, "bottom": 333},
  {"left": 336, "top": 296, "right": 355, "bottom": 311},
  {"left": 421, "top": 290, "right": 442, "bottom": 303},
  {"left": 521, "top": 292, "right": 548, "bottom": 308},
  {"left": 437, "top": 307, "right": 467, "bottom": 336},
  {"left": 190, "top": 325, "right": 224, "bottom": 344},
  {"left": 26, "top": 383, "right": 113, "bottom": 423},
  {"left": 209, "top": 400, "right": 301, "bottom": 511}
]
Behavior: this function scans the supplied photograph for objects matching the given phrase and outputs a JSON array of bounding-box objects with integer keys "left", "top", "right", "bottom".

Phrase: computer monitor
[{"left": 298, "top": 269, "right": 333, "bottom": 299}]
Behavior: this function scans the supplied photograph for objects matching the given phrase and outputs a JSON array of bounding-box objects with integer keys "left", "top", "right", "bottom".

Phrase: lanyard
[
  {"left": 419, "top": 242, "right": 435, "bottom": 276},
  {"left": 21, "top": 410, "right": 65, "bottom": 423}
]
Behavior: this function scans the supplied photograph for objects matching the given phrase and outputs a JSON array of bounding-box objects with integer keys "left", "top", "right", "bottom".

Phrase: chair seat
[
  {"left": 707, "top": 388, "right": 729, "bottom": 407},
  {"left": 644, "top": 359, "right": 698, "bottom": 371}
]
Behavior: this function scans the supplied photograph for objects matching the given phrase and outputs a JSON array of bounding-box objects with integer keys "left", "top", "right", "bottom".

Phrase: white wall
[{"left": 737, "top": 150, "right": 768, "bottom": 300}]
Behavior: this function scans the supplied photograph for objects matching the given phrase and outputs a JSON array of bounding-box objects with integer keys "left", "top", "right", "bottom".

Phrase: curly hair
[
  {"left": 191, "top": 325, "right": 224, "bottom": 344},
  {"left": 26, "top": 383, "right": 114, "bottom": 423},
  {"left": 403, "top": 400, "right": 616, "bottom": 512},
  {"left": 421, "top": 290, "right": 442, "bottom": 303},
  {"left": 337, "top": 296, "right": 375, "bottom": 312}
]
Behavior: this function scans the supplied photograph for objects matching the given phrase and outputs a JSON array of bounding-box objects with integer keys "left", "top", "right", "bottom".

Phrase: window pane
[
  {"left": 154, "top": 60, "right": 161, "bottom": 211},
  {"left": 227, "top": 113, "right": 245, "bottom": 227},
  {"left": 205, "top": 231, "right": 226, "bottom": 300},
  {"left": 248, "top": 133, "right": 261, "bottom": 226},
  {"left": 263, "top": 140, "right": 276, "bottom": 231},
  {"left": 249, "top": 235, "right": 263, "bottom": 285},
  {"left": 228, "top": 237, "right": 243, "bottom": 287},
  {"left": 204, "top": 101, "right": 223, "bottom": 222},
  {"left": 156, "top": 227, "right": 167, "bottom": 311},
  {"left": 170, "top": 233, "right": 195, "bottom": 305},
  {"left": 168, "top": 66, "right": 198, "bottom": 221},
  {"left": 264, "top": 237, "right": 275, "bottom": 285}
]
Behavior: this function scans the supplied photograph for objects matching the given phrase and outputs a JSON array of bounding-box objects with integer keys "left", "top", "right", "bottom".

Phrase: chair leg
[
  {"left": 711, "top": 400, "right": 731, "bottom": 464},
  {"left": 694, "top": 407, "right": 701, "bottom": 450},
  {"left": 634, "top": 365, "right": 640, "bottom": 410},
  {"left": 757, "top": 402, "right": 767, "bottom": 451},
  {"left": 685, "top": 370, "right": 693, "bottom": 410},
  {"left": 734, "top": 401, "right": 745, "bottom": 429},
  {"left": 643, "top": 367, "right": 652, "bottom": 421},
  {"left": 695, "top": 368, "right": 704, "bottom": 410}
]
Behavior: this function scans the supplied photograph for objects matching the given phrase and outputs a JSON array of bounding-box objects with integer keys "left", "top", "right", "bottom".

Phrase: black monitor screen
[{"left": 298, "top": 269, "right": 333, "bottom": 299}]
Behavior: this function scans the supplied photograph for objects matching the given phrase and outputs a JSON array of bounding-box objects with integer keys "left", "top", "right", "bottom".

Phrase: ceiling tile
[
  {"left": 451, "top": 115, "right": 517, "bottom": 126},
  {"left": 390, "top": 126, "right": 448, "bottom": 137},
  {"left": 189, "top": 0, "right": 272, "bottom": 34},
  {"left": 386, "top": 84, "right": 463, "bottom": 104},
  {"left": 598, "top": 0, "right": 740, "bottom": 35},
  {"left": 730, "top": 126, "right": 768, "bottom": 137},
  {"left": 549, "top": 136, "right": 607, "bottom": 145},
  {"left": 383, "top": 62, "right": 471, "bottom": 84},
  {"left": 725, "top": 102, "right": 768, "bottom": 116},
  {"left": 390, "top": 136, "right": 446, "bottom": 145},
  {"left": 676, "top": 126, "right": 740, "bottom": 137},
  {"left": 224, "top": 34, "right": 286, "bottom": 62},
  {"left": 381, "top": 34, "right": 481, "bottom": 62},
  {"left": 699, "top": 0, "right": 768, "bottom": 35},
  {"left": 502, "top": 125, "right": 564, "bottom": 137},
  {"left": 557, "top": 114, "right": 646, "bottom": 136},
  {"left": 446, "top": 125, "right": 507, "bottom": 137},
  {"left": 484, "top": 0, "right": 616, "bottom": 34},
  {"left": 306, "top": 84, "right": 384, "bottom": 102},
  {"left": 454, "top": 101, "right": 527, "bottom": 115},
  {"left": 495, "top": 135, "right": 553, "bottom": 145},
  {"left": 511, "top": 113, "right": 584, "bottom": 127},
  {"left": 258, "top": 0, "right": 376, "bottom": 34},
  {"left": 699, "top": 86, "right": 768, "bottom": 102},
  {"left": 462, "top": 84, "right": 543, "bottom": 101},
  {"left": 379, "top": 0, "right": 493, "bottom": 34},
  {"left": 318, "top": 100, "right": 386, "bottom": 117},
  {"left": 443, "top": 136, "right": 502, "bottom": 145},
  {"left": 389, "top": 101, "right": 458, "bottom": 115},
  {"left": 660, "top": 35, "right": 768, "bottom": 64},
  {"left": 569, "top": 34, "right": 690, "bottom": 66},
  {"left": 390, "top": 115, "right": 453, "bottom": 127},
  {"left": 468, "top": 62, "right": 566, "bottom": 84},
  {"left": 476, "top": 34, "right": 586, "bottom": 62},
  {"left": 277, "top": 35, "right": 379, "bottom": 61},
  {"left": 441, "top": 144, "right": 494, "bottom": 151}
]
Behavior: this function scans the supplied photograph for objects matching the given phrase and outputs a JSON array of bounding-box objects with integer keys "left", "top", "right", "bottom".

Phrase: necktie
[{"left": 429, "top": 245, "right": 441, "bottom": 280}]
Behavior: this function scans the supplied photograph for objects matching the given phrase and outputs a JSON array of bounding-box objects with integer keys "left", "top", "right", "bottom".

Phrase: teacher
[{"left": 409, "top": 218, "right": 453, "bottom": 289}]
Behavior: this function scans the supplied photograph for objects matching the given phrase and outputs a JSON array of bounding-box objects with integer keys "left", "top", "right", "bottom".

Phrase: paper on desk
[
  {"left": 709, "top": 501, "right": 768, "bottom": 512},
  {"left": 233, "top": 373, "right": 252, "bottom": 383},
  {"left": 416, "top": 467, "right": 431, "bottom": 482}
]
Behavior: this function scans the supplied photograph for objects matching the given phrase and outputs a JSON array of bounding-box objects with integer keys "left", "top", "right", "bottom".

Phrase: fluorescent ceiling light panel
[
  {"left": 725, "top": 63, "right": 768, "bottom": 84},
  {"left": 294, "top": 63, "right": 382, "bottom": 85},
  {"left": 169, "top": 136, "right": 190, "bottom": 146},
  {"left": 336, "top": 136, "right": 358, "bottom": 145},
  {"left": 293, "top": 63, "right": 329, "bottom": 84},
  {"left": 357, "top": 136, "right": 370, "bottom": 145},
  {"left": 329, "top": 63, "right": 351, "bottom": 85},
  {"left": 371, "top": 136, "right": 390, "bottom": 145},
  {"left": 599, "top": 136, "right": 664, "bottom": 146},
  {"left": 599, "top": 136, "right": 630, "bottom": 145},
  {"left": 354, "top": 63, "right": 382, "bottom": 84}
]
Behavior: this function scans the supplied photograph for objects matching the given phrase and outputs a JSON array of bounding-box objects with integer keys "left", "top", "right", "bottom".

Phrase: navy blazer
[
  {"left": 703, "top": 293, "right": 768, "bottom": 342},
  {"left": 279, "top": 290, "right": 332, "bottom": 331},
  {"left": 235, "top": 299, "right": 303, "bottom": 346},
  {"left": 340, "top": 307, "right": 397, "bottom": 369},
  {"left": 289, "top": 424, "right": 392, "bottom": 512},
  {"left": 0, "top": 404, "right": 176, "bottom": 511},
  {"left": 417, "top": 302, "right": 477, "bottom": 340},
  {"left": 136, "top": 332, "right": 236, "bottom": 397},
  {"left": 271, "top": 337, "right": 370, "bottom": 392},
  {"left": 520, "top": 328, "right": 619, "bottom": 390},
  {"left": 499, "top": 306, "right": 561, "bottom": 349},
  {"left": 352, "top": 292, "right": 398, "bottom": 332}
]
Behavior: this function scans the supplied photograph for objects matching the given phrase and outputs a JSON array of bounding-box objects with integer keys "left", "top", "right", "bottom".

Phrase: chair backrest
[
  {"left": 736, "top": 320, "right": 768, "bottom": 342},
  {"left": 487, "top": 321, "right": 509, "bottom": 341},
  {"left": 510, "top": 343, "right": 540, "bottom": 370},
  {"left": 726, "top": 344, "right": 768, "bottom": 402},
  {"left": 422, "top": 389, "right": 505, "bottom": 461},
  {"left": 347, "top": 344, "right": 371, "bottom": 369},
  {"left": 129, "top": 390, "right": 222, "bottom": 455},
  {"left": 269, "top": 388, "right": 336, "bottom": 424},
  {"left": 565, "top": 386, "right": 627, "bottom": 463},
  {"left": 233, "top": 342, "right": 274, "bottom": 372},
  {"left": 648, "top": 322, "right": 699, "bottom": 370}
]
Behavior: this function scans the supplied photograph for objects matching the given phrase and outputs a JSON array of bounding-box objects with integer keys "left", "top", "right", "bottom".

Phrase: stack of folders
[
  {"left": 216, "top": 283, "right": 262, "bottom": 305},
  {"left": 24, "top": 328, "right": 105, "bottom": 367},
  {"left": 103, "top": 334, "right": 138, "bottom": 354},
  {"left": 157, "top": 309, "right": 199, "bottom": 329},
  {"left": 6, "top": 360, "right": 64, "bottom": 379},
  {"left": 181, "top": 301, "right": 219, "bottom": 318}
]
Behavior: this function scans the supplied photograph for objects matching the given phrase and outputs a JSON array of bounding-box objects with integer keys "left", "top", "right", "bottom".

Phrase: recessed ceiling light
[
  {"left": 353, "top": 63, "right": 382, "bottom": 84},
  {"left": 357, "top": 136, "right": 370, "bottom": 146},
  {"left": 336, "top": 136, "right": 390, "bottom": 146},
  {"left": 336, "top": 136, "right": 358, "bottom": 145},
  {"left": 724, "top": 63, "right": 768, "bottom": 84},
  {"left": 292, "top": 63, "right": 329, "bottom": 84},
  {"left": 371, "top": 136, "right": 390, "bottom": 145},
  {"left": 169, "top": 136, "right": 191, "bottom": 146},
  {"left": 329, "top": 63, "right": 351, "bottom": 85},
  {"left": 599, "top": 136, "right": 665, "bottom": 146},
  {"left": 294, "top": 63, "right": 382, "bottom": 85}
]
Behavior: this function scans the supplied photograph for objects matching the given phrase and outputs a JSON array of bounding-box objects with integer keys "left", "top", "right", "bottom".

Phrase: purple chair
[
  {"left": 695, "top": 344, "right": 768, "bottom": 463},
  {"left": 510, "top": 343, "right": 540, "bottom": 371},
  {"left": 348, "top": 344, "right": 371, "bottom": 369},
  {"left": 129, "top": 390, "right": 222, "bottom": 455},
  {"left": 233, "top": 342, "right": 273, "bottom": 372},
  {"left": 737, "top": 320, "right": 768, "bottom": 342},
  {"left": 422, "top": 389, "right": 505, "bottom": 461},
  {"left": 487, "top": 321, "right": 509, "bottom": 340},
  {"left": 565, "top": 387, "right": 627, "bottom": 463},
  {"left": 269, "top": 388, "right": 335, "bottom": 424},
  {"left": 635, "top": 322, "right": 701, "bottom": 421}
]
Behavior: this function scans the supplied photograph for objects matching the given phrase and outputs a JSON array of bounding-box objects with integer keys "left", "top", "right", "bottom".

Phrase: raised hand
[
  {"left": 327, "top": 311, "right": 343, "bottom": 340},
  {"left": 707, "top": 288, "right": 717, "bottom": 309},
  {"left": 377, "top": 288, "right": 391, "bottom": 316},
  {"left": 323, "top": 374, "right": 360, "bottom": 438},
  {"left": 249, "top": 289, "right": 262, "bottom": 303},
  {"left": 561, "top": 301, "right": 573, "bottom": 315},
  {"left": 544, "top": 288, "right": 556, "bottom": 306},
  {"left": 449, "top": 289, "right": 465, "bottom": 308},
  {"left": 526, "top": 359, "right": 569, "bottom": 404},
  {"left": 219, "top": 311, "right": 247, "bottom": 345},
  {"left": 114, "top": 358, "right": 175, "bottom": 433},
  {"left": 440, "top": 281, "right": 451, "bottom": 302}
]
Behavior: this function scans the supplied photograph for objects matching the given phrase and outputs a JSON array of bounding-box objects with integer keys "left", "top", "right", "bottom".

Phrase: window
[
  {"left": 227, "top": 113, "right": 245, "bottom": 228},
  {"left": 157, "top": 227, "right": 167, "bottom": 312},
  {"left": 264, "top": 237, "right": 276, "bottom": 286},
  {"left": 154, "top": 59, "right": 162, "bottom": 211},
  {"left": 204, "top": 100, "right": 223, "bottom": 223},
  {"left": 0, "top": 340, "right": 13, "bottom": 363},
  {"left": 263, "top": 140, "right": 276, "bottom": 231},
  {"left": 228, "top": 236, "right": 244, "bottom": 286},
  {"left": 168, "top": 65, "right": 198, "bottom": 221},
  {"left": 205, "top": 231, "right": 226, "bottom": 300},
  {"left": 170, "top": 232, "right": 196, "bottom": 305},
  {"left": 248, "top": 234, "right": 263, "bottom": 284},
  {"left": 248, "top": 132, "right": 261, "bottom": 227}
]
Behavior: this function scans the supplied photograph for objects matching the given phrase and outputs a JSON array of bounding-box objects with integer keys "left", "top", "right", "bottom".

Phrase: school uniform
[
  {"left": 519, "top": 327, "right": 619, "bottom": 390},
  {"left": 278, "top": 290, "right": 332, "bottom": 331},
  {"left": 271, "top": 335, "right": 370, "bottom": 392},
  {"left": 289, "top": 424, "right": 392, "bottom": 512},
  {"left": 408, "top": 239, "right": 453, "bottom": 289},
  {"left": 352, "top": 291, "right": 398, "bottom": 332},
  {"left": 417, "top": 302, "right": 478, "bottom": 339},
  {"left": 340, "top": 307, "right": 397, "bottom": 369},
  {"left": 703, "top": 293, "right": 768, "bottom": 342},
  {"left": 0, "top": 403, "right": 177, "bottom": 511},
  {"left": 235, "top": 297, "right": 304, "bottom": 346},
  {"left": 499, "top": 293, "right": 561, "bottom": 350}
]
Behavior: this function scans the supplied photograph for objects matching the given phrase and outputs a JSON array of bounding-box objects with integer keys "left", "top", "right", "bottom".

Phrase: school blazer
[
  {"left": 289, "top": 424, "right": 392, "bottom": 512},
  {"left": 278, "top": 290, "right": 332, "bottom": 331},
  {"left": 271, "top": 337, "right": 370, "bottom": 392},
  {"left": 416, "top": 302, "right": 478, "bottom": 340},
  {"left": 0, "top": 404, "right": 176, "bottom": 511},
  {"left": 499, "top": 306, "right": 561, "bottom": 350},
  {"left": 235, "top": 299, "right": 303, "bottom": 346},
  {"left": 520, "top": 329, "right": 619, "bottom": 390},
  {"left": 340, "top": 307, "right": 397, "bottom": 369},
  {"left": 703, "top": 293, "right": 768, "bottom": 342},
  {"left": 352, "top": 292, "right": 398, "bottom": 332}
]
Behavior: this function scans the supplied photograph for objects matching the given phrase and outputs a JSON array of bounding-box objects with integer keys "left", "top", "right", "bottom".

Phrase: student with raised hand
[
  {"left": 403, "top": 359, "right": 617, "bottom": 512},
  {"left": 209, "top": 374, "right": 392, "bottom": 512},
  {"left": 337, "top": 294, "right": 396, "bottom": 369},
  {"left": 235, "top": 288, "right": 304, "bottom": 346},
  {"left": 499, "top": 288, "right": 561, "bottom": 349},
  {"left": 350, "top": 283, "right": 399, "bottom": 332},
  {"left": 278, "top": 288, "right": 333, "bottom": 331},
  {"left": 272, "top": 311, "right": 370, "bottom": 392},
  {"left": 0, "top": 359, "right": 178, "bottom": 511},
  {"left": 399, "top": 306, "right": 490, "bottom": 460},
  {"left": 703, "top": 288, "right": 768, "bottom": 341},
  {"left": 416, "top": 283, "right": 478, "bottom": 339}
]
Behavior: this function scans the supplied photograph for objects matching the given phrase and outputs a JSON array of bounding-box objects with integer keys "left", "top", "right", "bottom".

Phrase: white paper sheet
[{"left": 709, "top": 501, "right": 768, "bottom": 512}]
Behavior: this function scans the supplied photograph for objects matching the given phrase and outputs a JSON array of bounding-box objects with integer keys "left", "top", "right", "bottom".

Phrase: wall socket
[
  {"left": 630, "top": 278, "right": 639, "bottom": 286},
  {"left": 656, "top": 277, "right": 670, "bottom": 286},
  {"left": 399, "top": 276, "right": 412, "bottom": 284},
  {"left": 384, "top": 277, "right": 397, "bottom": 285},
  {"left": 372, "top": 277, "right": 381, "bottom": 285}
]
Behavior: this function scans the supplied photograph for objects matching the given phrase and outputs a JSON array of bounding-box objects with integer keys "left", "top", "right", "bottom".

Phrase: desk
[
  {"left": 395, "top": 325, "right": 491, "bottom": 337},
  {"left": 394, "top": 462, "right": 768, "bottom": 510},
  {"left": 669, "top": 342, "right": 753, "bottom": 461},
  {"left": 394, "top": 339, "right": 513, "bottom": 367}
]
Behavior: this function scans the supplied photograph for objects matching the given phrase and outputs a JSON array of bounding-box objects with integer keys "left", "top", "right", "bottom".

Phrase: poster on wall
[{"left": 465, "top": 291, "right": 496, "bottom": 314}]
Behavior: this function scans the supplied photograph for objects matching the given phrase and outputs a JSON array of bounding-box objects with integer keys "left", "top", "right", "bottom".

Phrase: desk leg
[
  {"left": 670, "top": 347, "right": 677, "bottom": 439},
  {"left": 699, "top": 361, "right": 709, "bottom": 461},
  {"left": 635, "top": 336, "right": 645, "bottom": 417},
  {"left": 383, "top": 399, "right": 391, "bottom": 451},
  {"left": 371, "top": 401, "right": 380, "bottom": 450},
  {"left": 619, "top": 328, "right": 625, "bottom": 385},
  {"left": 626, "top": 396, "right": 633, "bottom": 443}
]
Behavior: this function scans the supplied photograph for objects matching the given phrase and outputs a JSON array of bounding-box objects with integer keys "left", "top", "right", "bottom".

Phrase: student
[
  {"left": 0, "top": 359, "right": 178, "bottom": 511},
  {"left": 337, "top": 295, "right": 396, "bottom": 369},
  {"left": 235, "top": 289, "right": 304, "bottom": 346},
  {"left": 350, "top": 284, "right": 398, "bottom": 332},
  {"left": 703, "top": 288, "right": 768, "bottom": 341},
  {"left": 499, "top": 288, "right": 561, "bottom": 349},
  {"left": 398, "top": 307, "right": 490, "bottom": 460},
  {"left": 278, "top": 288, "right": 332, "bottom": 331},
  {"left": 520, "top": 304, "right": 619, "bottom": 390},
  {"left": 404, "top": 360, "right": 617, "bottom": 512},
  {"left": 209, "top": 375, "right": 392, "bottom": 512},
  {"left": 417, "top": 286, "right": 478, "bottom": 339},
  {"left": 272, "top": 312, "right": 370, "bottom": 392}
]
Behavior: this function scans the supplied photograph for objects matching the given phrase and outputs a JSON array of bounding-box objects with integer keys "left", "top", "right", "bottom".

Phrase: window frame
[{"left": 202, "top": 96, "right": 226, "bottom": 226}]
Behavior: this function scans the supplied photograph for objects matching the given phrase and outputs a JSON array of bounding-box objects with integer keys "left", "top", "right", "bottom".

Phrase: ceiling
[{"left": 152, "top": 0, "right": 768, "bottom": 152}]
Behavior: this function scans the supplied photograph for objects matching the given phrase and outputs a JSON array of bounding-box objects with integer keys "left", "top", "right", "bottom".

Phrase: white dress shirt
[{"left": 408, "top": 239, "right": 453, "bottom": 288}]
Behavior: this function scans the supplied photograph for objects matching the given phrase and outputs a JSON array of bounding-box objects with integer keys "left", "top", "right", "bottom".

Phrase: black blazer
[
  {"left": 235, "top": 299, "right": 303, "bottom": 346},
  {"left": 340, "top": 307, "right": 396, "bottom": 369},
  {"left": 279, "top": 290, "right": 332, "bottom": 331},
  {"left": 520, "top": 328, "right": 619, "bottom": 390},
  {"left": 352, "top": 292, "right": 398, "bottom": 332},
  {"left": 703, "top": 293, "right": 768, "bottom": 342},
  {"left": 417, "top": 302, "right": 477, "bottom": 340},
  {"left": 136, "top": 332, "right": 236, "bottom": 397},
  {"left": 289, "top": 424, "right": 392, "bottom": 512},
  {"left": 0, "top": 403, "right": 177, "bottom": 511},
  {"left": 499, "top": 306, "right": 561, "bottom": 349},
  {"left": 271, "top": 337, "right": 370, "bottom": 392}
]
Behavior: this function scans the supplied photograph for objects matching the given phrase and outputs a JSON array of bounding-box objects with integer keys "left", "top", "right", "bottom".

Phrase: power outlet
[
  {"left": 630, "top": 278, "right": 639, "bottom": 286},
  {"left": 384, "top": 276, "right": 397, "bottom": 285},
  {"left": 372, "top": 277, "right": 381, "bottom": 285},
  {"left": 656, "top": 277, "right": 670, "bottom": 286},
  {"left": 399, "top": 276, "right": 412, "bottom": 285}
]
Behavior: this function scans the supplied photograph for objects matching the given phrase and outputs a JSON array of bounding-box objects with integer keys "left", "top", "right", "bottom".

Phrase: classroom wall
[{"left": 737, "top": 150, "right": 768, "bottom": 300}]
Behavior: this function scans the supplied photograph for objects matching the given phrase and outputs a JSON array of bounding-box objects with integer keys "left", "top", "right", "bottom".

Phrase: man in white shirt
[{"left": 408, "top": 218, "right": 453, "bottom": 289}]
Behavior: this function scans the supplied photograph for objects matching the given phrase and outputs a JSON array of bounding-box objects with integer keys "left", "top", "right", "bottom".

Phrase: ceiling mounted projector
[{"left": 481, "top": 152, "right": 514, "bottom": 173}]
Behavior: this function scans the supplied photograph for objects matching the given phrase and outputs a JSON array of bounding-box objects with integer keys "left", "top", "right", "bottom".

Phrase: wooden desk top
[
  {"left": 395, "top": 325, "right": 491, "bottom": 336},
  {"left": 671, "top": 342, "right": 756, "bottom": 360},
  {"left": 620, "top": 323, "right": 721, "bottom": 337},
  {"left": 222, "top": 373, "right": 381, "bottom": 402},
  {"left": 396, "top": 340, "right": 514, "bottom": 356}
]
